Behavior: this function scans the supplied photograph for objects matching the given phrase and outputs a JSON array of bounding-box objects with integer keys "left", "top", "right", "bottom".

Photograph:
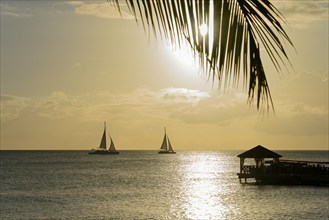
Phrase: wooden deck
[
  {"left": 237, "top": 160, "right": 329, "bottom": 185},
  {"left": 237, "top": 146, "right": 329, "bottom": 186}
]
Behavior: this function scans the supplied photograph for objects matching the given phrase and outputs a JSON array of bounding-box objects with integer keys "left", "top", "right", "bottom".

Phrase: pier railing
[{"left": 238, "top": 160, "right": 329, "bottom": 185}]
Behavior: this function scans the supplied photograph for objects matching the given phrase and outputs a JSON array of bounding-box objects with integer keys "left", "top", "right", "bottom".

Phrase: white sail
[
  {"left": 168, "top": 137, "right": 174, "bottom": 152},
  {"left": 108, "top": 136, "right": 117, "bottom": 152},
  {"left": 99, "top": 126, "right": 107, "bottom": 149},
  {"left": 160, "top": 134, "right": 168, "bottom": 151}
]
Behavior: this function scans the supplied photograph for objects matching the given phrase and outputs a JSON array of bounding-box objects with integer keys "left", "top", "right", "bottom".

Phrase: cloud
[
  {"left": 0, "top": 87, "right": 210, "bottom": 122},
  {"left": 170, "top": 92, "right": 252, "bottom": 125},
  {"left": 34, "top": 91, "right": 86, "bottom": 119},
  {"left": 274, "top": 0, "right": 328, "bottom": 27},
  {"left": 254, "top": 108, "right": 328, "bottom": 136},
  {"left": 66, "top": 1, "right": 134, "bottom": 20},
  {"left": 65, "top": 1, "right": 328, "bottom": 25},
  {"left": 1, "top": 80, "right": 327, "bottom": 149},
  {"left": 2, "top": 72, "right": 327, "bottom": 140},
  {"left": 1, "top": 11, "right": 29, "bottom": 17},
  {"left": 161, "top": 87, "right": 210, "bottom": 105},
  {"left": 168, "top": 71, "right": 328, "bottom": 135},
  {"left": 255, "top": 72, "right": 328, "bottom": 136},
  {"left": 322, "top": 71, "right": 329, "bottom": 82},
  {"left": 275, "top": 72, "right": 328, "bottom": 107},
  {"left": 0, "top": 3, "right": 31, "bottom": 18},
  {"left": 0, "top": 95, "right": 31, "bottom": 121}
]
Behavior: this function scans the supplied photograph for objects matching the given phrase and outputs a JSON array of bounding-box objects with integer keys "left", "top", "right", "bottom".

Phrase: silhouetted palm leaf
[{"left": 109, "top": 0, "right": 293, "bottom": 111}]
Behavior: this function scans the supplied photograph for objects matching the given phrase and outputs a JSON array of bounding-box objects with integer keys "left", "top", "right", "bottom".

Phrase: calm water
[{"left": 0, "top": 150, "right": 328, "bottom": 219}]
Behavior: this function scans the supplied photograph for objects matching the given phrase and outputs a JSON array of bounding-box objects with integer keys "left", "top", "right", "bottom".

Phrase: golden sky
[{"left": 1, "top": 0, "right": 328, "bottom": 150}]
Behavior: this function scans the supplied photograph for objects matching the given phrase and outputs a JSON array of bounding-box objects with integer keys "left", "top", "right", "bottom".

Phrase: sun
[{"left": 199, "top": 24, "right": 208, "bottom": 36}]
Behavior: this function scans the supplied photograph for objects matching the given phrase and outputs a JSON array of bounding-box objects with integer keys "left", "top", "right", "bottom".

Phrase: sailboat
[
  {"left": 89, "top": 122, "right": 119, "bottom": 155},
  {"left": 158, "top": 127, "right": 176, "bottom": 154}
]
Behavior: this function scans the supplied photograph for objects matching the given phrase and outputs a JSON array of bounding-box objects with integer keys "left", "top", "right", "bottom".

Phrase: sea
[{"left": 0, "top": 150, "right": 328, "bottom": 220}]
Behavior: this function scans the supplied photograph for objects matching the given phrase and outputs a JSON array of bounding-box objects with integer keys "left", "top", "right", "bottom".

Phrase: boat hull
[
  {"left": 89, "top": 151, "right": 119, "bottom": 155},
  {"left": 158, "top": 151, "right": 176, "bottom": 154}
]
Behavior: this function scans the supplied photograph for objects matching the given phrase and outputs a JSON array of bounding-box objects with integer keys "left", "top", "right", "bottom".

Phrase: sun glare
[
  {"left": 178, "top": 154, "right": 227, "bottom": 219},
  {"left": 199, "top": 24, "right": 208, "bottom": 36},
  {"left": 166, "top": 45, "right": 197, "bottom": 68}
]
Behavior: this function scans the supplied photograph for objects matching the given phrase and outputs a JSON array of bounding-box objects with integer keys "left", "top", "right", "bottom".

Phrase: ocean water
[{"left": 0, "top": 150, "right": 328, "bottom": 220}]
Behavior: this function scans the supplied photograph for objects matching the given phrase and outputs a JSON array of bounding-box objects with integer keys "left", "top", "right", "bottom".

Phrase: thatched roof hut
[
  {"left": 237, "top": 145, "right": 329, "bottom": 185},
  {"left": 237, "top": 145, "right": 282, "bottom": 159},
  {"left": 237, "top": 145, "right": 282, "bottom": 183}
]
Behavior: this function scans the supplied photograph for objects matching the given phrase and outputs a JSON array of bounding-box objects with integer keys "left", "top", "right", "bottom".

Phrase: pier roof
[{"left": 237, "top": 145, "right": 282, "bottom": 159}]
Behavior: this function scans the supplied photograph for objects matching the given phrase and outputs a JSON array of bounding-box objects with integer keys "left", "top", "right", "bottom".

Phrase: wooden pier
[{"left": 237, "top": 145, "right": 329, "bottom": 185}]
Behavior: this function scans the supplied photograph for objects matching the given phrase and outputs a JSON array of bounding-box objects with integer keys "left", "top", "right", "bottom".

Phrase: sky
[{"left": 0, "top": 0, "right": 328, "bottom": 150}]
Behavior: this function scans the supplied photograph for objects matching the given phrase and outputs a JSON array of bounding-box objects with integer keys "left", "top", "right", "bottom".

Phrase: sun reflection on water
[{"left": 175, "top": 153, "right": 229, "bottom": 219}]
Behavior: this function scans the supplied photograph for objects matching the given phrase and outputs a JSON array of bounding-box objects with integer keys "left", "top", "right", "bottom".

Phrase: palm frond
[{"left": 109, "top": 0, "right": 294, "bottom": 111}]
